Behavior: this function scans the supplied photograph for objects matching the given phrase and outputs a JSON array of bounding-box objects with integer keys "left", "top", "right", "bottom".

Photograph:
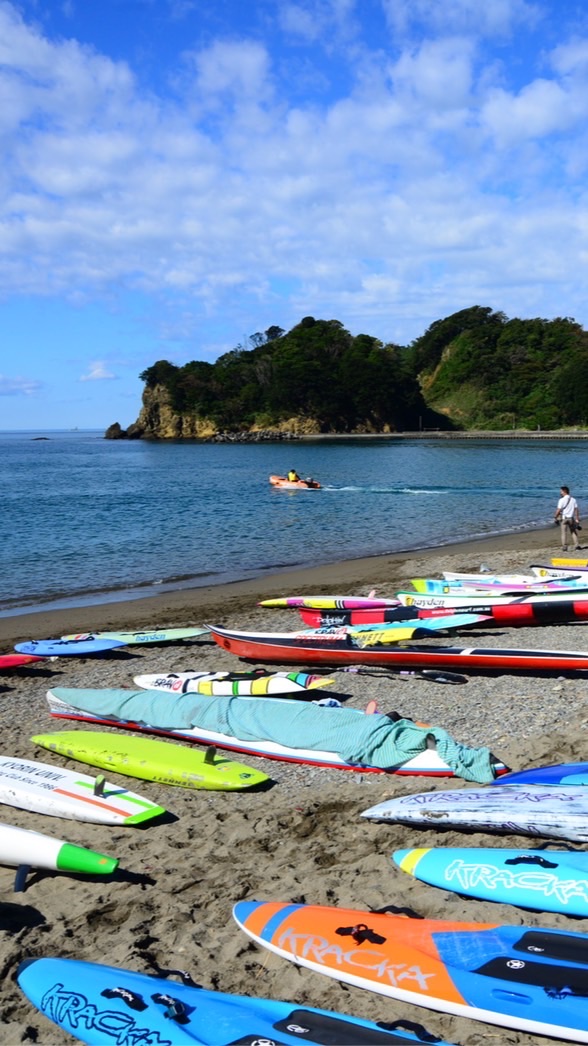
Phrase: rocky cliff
[
  {"left": 105, "top": 384, "right": 315, "bottom": 440},
  {"left": 105, "top": 384, "right": 218, "bottom": 440}
]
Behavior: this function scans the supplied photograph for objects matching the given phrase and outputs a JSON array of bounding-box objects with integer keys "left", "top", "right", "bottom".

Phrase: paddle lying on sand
[{"left": 342, "top": 666, "right": 469, "bottom": 684}]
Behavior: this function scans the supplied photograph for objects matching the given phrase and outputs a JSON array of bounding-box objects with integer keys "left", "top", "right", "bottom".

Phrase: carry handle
[{"left": 504, "top": 854, "right": 558, "bottom": 869}]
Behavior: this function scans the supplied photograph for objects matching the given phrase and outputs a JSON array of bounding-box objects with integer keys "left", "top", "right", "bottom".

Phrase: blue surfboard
[
  {"left": 14, "top": 637, "right": 125, "bottom": 657},
  {"left": 349, "top": 612, "right": 490, "bottom": 637},
  {"left": 493, "top": 762, "right": 588, "bottom": 786},
  {"left": 393, "top": 846, "right": 588, "bottom": 917},
  {"left": 17, "top": 957, "right": 456, "bottom": 1045}
]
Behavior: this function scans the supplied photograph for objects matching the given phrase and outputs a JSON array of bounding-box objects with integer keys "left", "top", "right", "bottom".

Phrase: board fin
[{"left": 14, "top": 864, "right": 30, "bottom": 893}]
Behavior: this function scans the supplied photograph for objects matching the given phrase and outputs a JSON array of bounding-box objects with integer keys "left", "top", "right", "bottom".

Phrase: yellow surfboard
[
  {"left": 31, "top": 731, "right": 268, "bottom": 791},
  {"left": 551, "top": 556, "right": 588, "bottom": 567}
]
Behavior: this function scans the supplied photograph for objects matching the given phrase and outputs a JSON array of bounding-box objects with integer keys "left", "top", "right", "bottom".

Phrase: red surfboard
[{"left": 0, "top": 653, "right": 44, "bottom": 669}]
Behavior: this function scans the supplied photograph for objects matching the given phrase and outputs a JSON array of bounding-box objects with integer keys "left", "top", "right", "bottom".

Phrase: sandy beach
[{"left": 3, "top": 524, "right": 588, "bottom": 1045}]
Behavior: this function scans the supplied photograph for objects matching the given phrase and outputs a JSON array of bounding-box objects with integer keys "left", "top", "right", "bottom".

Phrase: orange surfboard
[{"left": 233, "top": 900, "right": 588, "bottom": 1043}]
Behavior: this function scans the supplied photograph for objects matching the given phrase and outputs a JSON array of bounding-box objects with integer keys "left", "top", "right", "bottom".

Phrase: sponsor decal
[
  {"left": 40, "top": 982, "right": 172, "bottom": 1045},
  {"left": 444, "top": 858, "right": 588, "bottom": 905},
  {"left": 277, "top": 928, "right": 435, "bottom": 992}
]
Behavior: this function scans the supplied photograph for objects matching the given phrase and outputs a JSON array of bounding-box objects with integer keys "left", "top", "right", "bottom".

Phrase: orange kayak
[{"left": 269, "top": 474, "right": 321, "bottom": 489}]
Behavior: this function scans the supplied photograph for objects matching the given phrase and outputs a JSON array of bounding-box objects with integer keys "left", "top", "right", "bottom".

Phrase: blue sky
[{"left": 2, "top": 0, "right": 588, "bottom": 429}]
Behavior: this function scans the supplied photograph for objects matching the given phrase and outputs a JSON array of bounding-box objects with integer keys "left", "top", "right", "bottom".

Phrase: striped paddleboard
[{"left": 133, "top": 669, "right": 333, "bottom": 696}]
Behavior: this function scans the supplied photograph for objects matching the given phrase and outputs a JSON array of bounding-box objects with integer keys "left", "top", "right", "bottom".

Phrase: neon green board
[{"left": 31, "top": 731, "right": 268, "bottom": 791}]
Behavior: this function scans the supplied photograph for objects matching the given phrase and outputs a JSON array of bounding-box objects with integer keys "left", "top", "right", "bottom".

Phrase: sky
[{"left": 2, "top": 0, "right": 588, "bottom": 429}]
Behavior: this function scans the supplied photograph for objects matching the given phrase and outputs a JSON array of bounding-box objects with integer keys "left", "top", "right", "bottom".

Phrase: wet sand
[{"left": 0, "top": 524, "right": 562, "bottom": 647}]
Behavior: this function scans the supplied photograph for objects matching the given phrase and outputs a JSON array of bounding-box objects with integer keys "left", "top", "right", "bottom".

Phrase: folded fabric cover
[{"left": 49, "top": 688, "right": 498, "bottom": 783}]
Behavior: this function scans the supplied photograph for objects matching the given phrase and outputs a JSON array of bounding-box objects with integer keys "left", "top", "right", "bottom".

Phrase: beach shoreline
[{"left": 0, "top": 523, "right": 558, "bottom": 647}]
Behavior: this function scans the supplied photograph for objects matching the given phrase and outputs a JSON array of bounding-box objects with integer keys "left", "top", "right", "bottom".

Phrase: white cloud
[
  {"left": 381, "top": 0, "right": 540, "bottom": 39},
  {"left": 481, "top": 77, "right": 581, "bottom": 145},
  {"left": 550, "top": 38, "right": 588, "bottom": 76},
  {"left": 279, "top": 3, "right": 323, "bottom": 42},
  {"left": 0, "top": 0, "right": 587, "bottom": 352},
  {"left": 0, "top": 374, "right": 42, "bottom": 395},
  {"left": 388, "top": 37, "right": 475, "bottom": 110},
  {"left": 80, "top": 361, "right": 116, "bottom": 381},
  {"left": 188, "top": 39, "right": 272, "bottom": 109}
]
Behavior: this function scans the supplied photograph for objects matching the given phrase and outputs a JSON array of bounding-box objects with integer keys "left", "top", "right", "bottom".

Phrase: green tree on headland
[
  {"left": 137, "top": 308, "right": 588, "bottom": 433},
  {"left": 140, "top": 317, "right": 446, "bottom": 432}
]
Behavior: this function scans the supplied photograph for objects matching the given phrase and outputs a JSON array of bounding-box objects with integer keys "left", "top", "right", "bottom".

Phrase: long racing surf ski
[{"left": 206, "top": 623, "right": 588, "bottom": 671}]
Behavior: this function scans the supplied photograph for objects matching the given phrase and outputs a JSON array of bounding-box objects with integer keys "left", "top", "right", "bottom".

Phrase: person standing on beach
[{"left": 554, "top": 485, "right": 581, "bottom": 551}]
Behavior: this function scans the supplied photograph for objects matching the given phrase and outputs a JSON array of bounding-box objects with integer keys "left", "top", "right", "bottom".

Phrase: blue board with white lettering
[
  {"left": 17, "top": 958, "right": 456, "bottom": 1046},
  {"left": 394, "top": 846, "right": 588, "bottom": 917},
  {"left": 15, "top": 637, "right": 125, "bottom": 656}
]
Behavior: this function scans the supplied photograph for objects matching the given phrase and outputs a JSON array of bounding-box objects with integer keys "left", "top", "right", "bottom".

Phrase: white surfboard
[
  {"left": 361, "top": 784, "right": 588, "bottom": 842},
  {"left": 0, "top": 822, "right": 118, "bottom": 890},
  {"left": 0, "top": 755, "right": 165, "bottom": 826},
  {"left": 133, "top": 670, "right": 333, "bottom": 696}
]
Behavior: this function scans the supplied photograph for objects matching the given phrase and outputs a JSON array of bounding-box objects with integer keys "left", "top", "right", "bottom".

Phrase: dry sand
[{"left": 2, "top": 525, "right": 588, "bottom": 1045}]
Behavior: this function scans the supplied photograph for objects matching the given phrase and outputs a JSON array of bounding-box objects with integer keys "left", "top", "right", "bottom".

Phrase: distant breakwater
[{"left": 301, "top": 430, "right": 588, "bottom": 441}]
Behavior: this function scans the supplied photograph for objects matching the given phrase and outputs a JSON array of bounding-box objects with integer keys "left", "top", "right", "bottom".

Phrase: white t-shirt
[{"left": 558, "top": 494, "right": 578, "bottom": 519}]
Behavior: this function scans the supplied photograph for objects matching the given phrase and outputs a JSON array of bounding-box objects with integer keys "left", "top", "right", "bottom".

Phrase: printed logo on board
[
  {"left": 277, "top": 927, "right": 436, "bottom": 992},
  {"left": 40, "top": 982, "right": 172, "bottom": 1044}
]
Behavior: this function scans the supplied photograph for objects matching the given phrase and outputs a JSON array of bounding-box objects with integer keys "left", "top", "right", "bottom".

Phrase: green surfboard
[
  {"left": 31, "top": 731, "right": 268, "bottom": 791},
  {"left": 61, "top": 627, "right": 210, "bottom": 644}
]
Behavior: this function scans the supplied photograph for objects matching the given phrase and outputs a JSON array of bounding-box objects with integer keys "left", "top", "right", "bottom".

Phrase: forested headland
[{"left": 107, "top": 307, "right": 588, "bottom": 438}]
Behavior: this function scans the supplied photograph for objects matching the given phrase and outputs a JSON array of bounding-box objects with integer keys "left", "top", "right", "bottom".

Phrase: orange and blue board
[{"left": 233, "top": 900, "right": 588, "bottom": 1043}]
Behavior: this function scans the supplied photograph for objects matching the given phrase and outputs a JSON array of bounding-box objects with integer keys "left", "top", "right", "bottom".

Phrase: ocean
[{"left": 2, "top": 429, "right": 586, "bottom": 617}]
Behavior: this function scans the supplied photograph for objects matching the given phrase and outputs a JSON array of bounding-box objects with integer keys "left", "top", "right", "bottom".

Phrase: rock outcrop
[
  {"left": 105, "top": 385, "right": 214, "bottom": 440},
  {"left": 105, "top": 381, "right": 322, "bottom": 440}
]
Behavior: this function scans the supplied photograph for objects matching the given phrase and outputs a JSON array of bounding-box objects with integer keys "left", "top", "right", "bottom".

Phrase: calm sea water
[{"left": 2, "top": 429, "right": 586, "bottom": 617}]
